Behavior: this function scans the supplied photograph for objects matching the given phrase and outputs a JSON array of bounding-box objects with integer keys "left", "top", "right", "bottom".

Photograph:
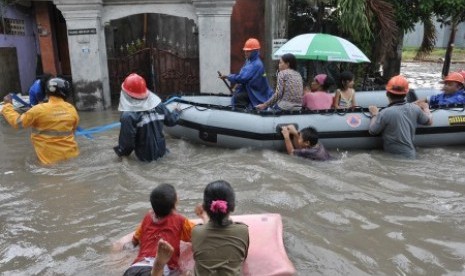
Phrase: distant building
[
  {"left": 0, "top": 2, "right": 39, "bottom": 97},
  {"left": 403, "top": 19, "right": 465, "bottom": 48}
]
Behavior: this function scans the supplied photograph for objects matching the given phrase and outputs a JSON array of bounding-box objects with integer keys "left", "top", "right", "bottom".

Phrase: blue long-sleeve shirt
[
  {"left": 429, "top": 89, "right": 465, "bottom": 107},
  {"left": 227, "top": 51, "right": 273, "bottom": 107}
]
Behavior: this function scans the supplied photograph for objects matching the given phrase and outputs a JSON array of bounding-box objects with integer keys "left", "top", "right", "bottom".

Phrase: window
[{"left": 0, "top": 17, "right": 25, "bottom": 36}]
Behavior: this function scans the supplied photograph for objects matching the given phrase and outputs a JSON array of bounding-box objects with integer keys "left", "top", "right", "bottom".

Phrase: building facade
[
  {"left": 2, "top": 0, "right": 287, "bottom": 110},
  {"left": 0, "top": 2, "right": 38, "bottom": 98}
]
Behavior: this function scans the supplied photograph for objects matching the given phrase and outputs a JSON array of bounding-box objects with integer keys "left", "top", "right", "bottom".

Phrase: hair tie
[{"left": 210, "top": 200, "right": 228, "bottom": 214}]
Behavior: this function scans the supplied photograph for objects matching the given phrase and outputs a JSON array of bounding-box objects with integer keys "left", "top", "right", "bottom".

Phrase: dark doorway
[
  {"left": 0, "top": 47, "right": 21, "bottom": 98},
  {"left": 106, "top": 13, "right": 200, "bottom": 102}
]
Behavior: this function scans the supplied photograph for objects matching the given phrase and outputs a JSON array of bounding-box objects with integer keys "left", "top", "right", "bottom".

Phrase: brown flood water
[{"left": 1, "top": 63, "right": 465, "bottom": 275}]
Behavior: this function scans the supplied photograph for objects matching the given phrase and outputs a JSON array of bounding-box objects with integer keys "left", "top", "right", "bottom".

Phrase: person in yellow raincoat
[{"left": 1, "top": 77, "right": 79, "bottom": 164}]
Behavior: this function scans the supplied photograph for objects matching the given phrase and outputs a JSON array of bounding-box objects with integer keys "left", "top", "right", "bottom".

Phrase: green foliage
[{"left": 337, "top": 0, "right": 372, "bottom": 42}]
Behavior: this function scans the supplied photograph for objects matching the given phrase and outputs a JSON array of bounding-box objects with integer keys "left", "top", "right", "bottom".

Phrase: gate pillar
[
  {"left": 193, "top": 0, "right": 235, "bottom": 95},
  {"left": 55, "top": 1, "right": 111, "bottom": 111}
]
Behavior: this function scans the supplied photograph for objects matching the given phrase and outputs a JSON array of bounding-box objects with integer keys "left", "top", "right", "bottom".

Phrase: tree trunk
[
  {"left": 382, "top": 32, "right": 404, "bottom": 81},
  {"left": 441, "top": 20, "right": 458, "bottom": 78}
]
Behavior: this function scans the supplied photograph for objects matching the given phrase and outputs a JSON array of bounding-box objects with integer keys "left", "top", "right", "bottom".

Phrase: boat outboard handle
[{"left": 217, "top": 71, "right": 234, "bottom": 94}]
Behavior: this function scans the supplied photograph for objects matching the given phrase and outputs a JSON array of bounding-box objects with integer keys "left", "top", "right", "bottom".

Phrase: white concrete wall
[
  {"left": 53, "top": 0, "right": 236, "bottom": 110},
  {"left": 403, "top": 20, "right": 465, "bottom": 48},
  {"left": 102, "top": 3, "right": 197, "bottom": 24}
]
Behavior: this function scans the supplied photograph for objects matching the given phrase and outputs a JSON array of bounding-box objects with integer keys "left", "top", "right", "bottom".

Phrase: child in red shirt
[{"left": 123, "top": 184, "right": 195, "bottom": 276}]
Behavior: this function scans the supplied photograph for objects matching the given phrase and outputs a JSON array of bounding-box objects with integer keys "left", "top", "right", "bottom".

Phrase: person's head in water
[
  {"left": 299, "top": 127, "right": 319, "bottom": 148},
  {"left": 203, "top": 180, "right": 236, "bottom": 227},
  {"left": 150, "top": 184, "right": 177, "bottom": 219}
]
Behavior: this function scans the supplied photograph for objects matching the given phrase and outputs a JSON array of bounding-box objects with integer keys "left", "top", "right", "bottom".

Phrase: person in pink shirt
[{"left": 302, "top": 74, "right": 334, "bottom": 110}]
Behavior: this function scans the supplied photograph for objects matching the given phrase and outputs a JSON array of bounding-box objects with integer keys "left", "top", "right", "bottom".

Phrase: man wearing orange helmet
[
  {"left": 368, "top": 75, "right": 432, "bottom": 158},
  {"left": 113, "top": 73, "right": 181, "bottom": 162},
  {"left": 425, "top": 72, "right": 465, "bottom": 107},
  {"left": 219, "top": 38, "right": 273, "bottom": 109}
]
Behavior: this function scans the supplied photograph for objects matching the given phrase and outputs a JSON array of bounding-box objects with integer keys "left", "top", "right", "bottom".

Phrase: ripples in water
[{"left": 1, "top": 112, "right": 465, "bottom": 275}]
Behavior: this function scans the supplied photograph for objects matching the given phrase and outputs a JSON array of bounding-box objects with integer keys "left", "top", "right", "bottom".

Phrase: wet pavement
[{"left": 401, "top": 61, "right": 464, "bottom": 89}]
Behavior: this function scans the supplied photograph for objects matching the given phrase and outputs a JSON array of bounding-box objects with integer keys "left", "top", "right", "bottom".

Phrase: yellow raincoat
[{"left": 1, "top": 96, "right": 80, "bottom": 164}]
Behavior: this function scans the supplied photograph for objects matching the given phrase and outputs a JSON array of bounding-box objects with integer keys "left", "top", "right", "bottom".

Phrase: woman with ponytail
[{"left": 192, "top": 180, "right": 249, "bottom": 275}]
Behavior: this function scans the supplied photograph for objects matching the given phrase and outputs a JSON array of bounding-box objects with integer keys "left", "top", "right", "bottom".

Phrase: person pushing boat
[
  {"left": 113, "top": 73, "right": 182, "bottom": 162},
  {"left": 1, "top": 77, "right": 80, "bottom": 164},
  {"left": 368, "top": 75, "right": 432, "bottom": 158}
]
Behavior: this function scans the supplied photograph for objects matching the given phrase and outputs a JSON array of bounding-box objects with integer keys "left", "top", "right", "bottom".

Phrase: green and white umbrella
[{"left": 274, "top": 33, "right": 370, "bottom": 63}]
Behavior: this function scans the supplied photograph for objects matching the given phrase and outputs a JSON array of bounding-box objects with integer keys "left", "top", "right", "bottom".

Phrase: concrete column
[
  {"left": 193, "top": 0, "right": 235, "bottom": 94},
  {"left": 55, "top": 1, "right": 111, "bottom": 111}
]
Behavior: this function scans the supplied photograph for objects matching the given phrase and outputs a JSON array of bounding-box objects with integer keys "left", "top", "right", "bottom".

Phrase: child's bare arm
[
  {"left": 286, "top": 124, "right": 298, "bottom": 135},
  {"left": 281, "top": 127, "right": 295, "bottom": 155}
]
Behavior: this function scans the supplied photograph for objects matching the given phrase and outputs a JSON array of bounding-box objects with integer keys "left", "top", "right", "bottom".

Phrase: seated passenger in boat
[
  {"left": 302, "top": 74, "right": 334, "bottom": 110},
  {"left": 123, "top": 184, "right": 196, "bottom": 276},
  {"left": 256, "top": 53, "right": 303, "bottom": 111},
  {"left": 192, "top": 180, "right": 250, "bottom": 275},
  {"left": 416, "top": 72, "right": 465, "bottom": 107},
  {"left": 369, "top": 75, "right": 432, "bottom": 159},
  {"left": 219, "top": 38, "right": 273, "bottom": 109},
  {"left": 281, "top": 124, "right": 332, "bottom": 161},
  {"left": 334, "top": 71, "right": 356, "bottom": 109}
]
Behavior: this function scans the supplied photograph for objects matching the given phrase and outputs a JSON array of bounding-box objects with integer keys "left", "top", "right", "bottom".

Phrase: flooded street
[{"left": 1, "top": 62, "right": 465, "bottom": 275}]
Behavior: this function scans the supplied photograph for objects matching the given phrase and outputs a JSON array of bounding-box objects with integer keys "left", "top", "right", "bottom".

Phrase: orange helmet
[
  {"left": 386, "top": 75, "right": 409, "bottom": 95},
  {"left": 443, "top": 72, "right": 465, "bottom": 84},
  {"left": 121, "top": 73, "right": 148, "bottom": 99},
  {"left": 243, "top": 38, "right": 260, "bottom": 51},
  {"left": 459, "top": 70, "right": 465, "bottom": 79}
]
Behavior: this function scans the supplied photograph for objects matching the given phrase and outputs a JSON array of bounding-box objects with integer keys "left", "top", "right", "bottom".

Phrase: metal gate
[{"left": 107, "top": 47, "right": 199, "bottom": 102}]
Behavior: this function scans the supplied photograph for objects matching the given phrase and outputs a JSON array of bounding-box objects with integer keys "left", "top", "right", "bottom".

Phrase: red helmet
[
  {"left": 443, "top": 72, "right": 464, "bottom": 85},
  {"left": 121, "top": 73, "right": 148, "bottom": 99},
  {"left": 243, "top": 38, "right": 260, "bottom": 51},
  {"left": 386, "top": 75, "right": 409, "bottom": 95},
  {"left": 459, "top": 70, "right": 465, "bottom": 80}
]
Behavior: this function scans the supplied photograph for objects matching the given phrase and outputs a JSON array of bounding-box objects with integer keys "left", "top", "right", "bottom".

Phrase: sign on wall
[
  {"left": 68, "top": 28, "right": 97, "bottom": 36},
  {"left": 272, "top": 39, "right": 288, "bottom": 60}
]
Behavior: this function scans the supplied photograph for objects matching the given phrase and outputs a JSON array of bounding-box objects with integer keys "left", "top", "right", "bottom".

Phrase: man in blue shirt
[
  {"left": 422, "top": 72, "right": 465, "bottom": 107},
  {"left": 219, "top": 38, "right": 273, "bottom": 109}
]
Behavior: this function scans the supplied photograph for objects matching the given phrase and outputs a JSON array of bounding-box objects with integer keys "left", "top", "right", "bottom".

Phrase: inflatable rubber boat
[
  {"left": 113, "top": 213, "right": 296, "bottom": 276},
  {"left": 165, "top": 88, "right": 465, "bottom": 150}
]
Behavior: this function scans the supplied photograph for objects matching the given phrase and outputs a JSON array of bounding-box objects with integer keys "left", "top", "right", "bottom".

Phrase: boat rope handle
[{"left": 75, "top": 96, "right": 183, "bottom": 137}]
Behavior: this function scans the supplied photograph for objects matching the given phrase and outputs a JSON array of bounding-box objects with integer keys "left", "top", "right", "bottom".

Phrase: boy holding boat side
[
  {"left": 368, "top": 75, "right": 432, "bottom": 159},
  {"left": 281, "top": 124, "right": 331, "bottom": 161}
]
